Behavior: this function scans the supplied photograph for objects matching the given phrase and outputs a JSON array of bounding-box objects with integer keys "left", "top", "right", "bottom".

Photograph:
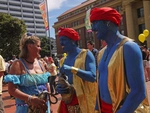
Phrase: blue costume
[
  {"left": 57, "top": 27, "right": 97, "bottom": 113},
  {"left": 4, "top": 59, "right": 51, "bottom": 113},
  {"left": 90, "top": 7, "right": 146, "bottom": 113}
]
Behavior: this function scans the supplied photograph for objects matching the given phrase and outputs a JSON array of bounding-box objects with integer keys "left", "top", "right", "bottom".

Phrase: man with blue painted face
[
  {"left": 90, "top": 7, "right": 147, "bottom": 113},
  {"left": 56, "top": 27, "right": 97, "bottom": 113}
]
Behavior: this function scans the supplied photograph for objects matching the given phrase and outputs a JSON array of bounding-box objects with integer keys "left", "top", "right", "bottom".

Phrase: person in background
[
  {"left": 87, "top": 40, "right": 98, "bottom": 68},
  {"left": 4, "top": 33, "right": 51, "bottom": 113},
  {"left": 90, "top": 7, "right": 147, "bottom": 113},
  {"left": 100, "top": 40, "right": 107, "bottom": 50},
  {"left": 43, "top": 56, "right": 49, "bottom": 64},
  {"left": 47, "top": 57, "right": 57, "bottom": 94},
  {"left": 56, "top": 27, "right": 97, "bottom": 113},
  {"left": 7, "top": 60, "right": 14, "bottom": 73},
  {"left": 12, "top": 55, "right": 18, "bottom": 61},
  {"left": 43, "top": 56, "right": 49, "bottom": 70},
  {"left": 140, "top": 46, "right": 150, "bottom": 82},
  {"left": 0, "top": 55, "right": 5, "bottom": 113},
  {"left": 54, "top": 58, "right": 59, "bottom": 67}
]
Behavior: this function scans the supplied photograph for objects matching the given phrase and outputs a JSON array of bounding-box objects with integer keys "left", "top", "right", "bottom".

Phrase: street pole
[{"left": 45, "top": 0, "right": 51, "bottom": 56}]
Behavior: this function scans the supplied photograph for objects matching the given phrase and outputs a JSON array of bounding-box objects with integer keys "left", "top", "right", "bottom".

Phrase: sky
[{"left": 47, "top": 0, "right": 86, "bottom": 38}]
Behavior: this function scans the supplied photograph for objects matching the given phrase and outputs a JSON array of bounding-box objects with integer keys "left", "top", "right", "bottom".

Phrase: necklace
[
  {"left": 104, "top": 37, "right": 119, "bottom": 61},
  {"left": 24, "top": 59, "right": 34, "bottom": 64}
]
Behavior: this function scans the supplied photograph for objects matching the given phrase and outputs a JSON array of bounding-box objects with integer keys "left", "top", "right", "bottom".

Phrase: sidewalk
[
  {"left": 146, "top": 81, "right": 150, "bottom": 104},
  {"left": 2, "top": 81, "right": 150, "bottom": 113},
  {"left": 2, "top": 84, "right": 61, "bottom": 113}
]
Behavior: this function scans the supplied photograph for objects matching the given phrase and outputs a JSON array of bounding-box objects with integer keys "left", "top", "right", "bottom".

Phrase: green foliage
[
  {"left": 0, "top": 13, "right": 26, "bottom": 59},
  {"left": 40, "top": 36, "right": 52, "bottom": 57}
]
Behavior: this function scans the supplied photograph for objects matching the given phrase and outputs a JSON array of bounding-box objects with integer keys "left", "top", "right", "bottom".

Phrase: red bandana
[
  {"left": 90, "top": 7, "right": 122, "bottom": 26},
  {"left": 58, "top": 27, "right": 80, "bottom": 41}
]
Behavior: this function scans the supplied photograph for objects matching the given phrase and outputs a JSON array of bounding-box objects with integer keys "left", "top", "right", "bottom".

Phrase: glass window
[
  {"left": 137, "top": 7, "right": 144, "bottom": 18},
  {"left": 138, "top": 24, "right": 145, "bottom": 33}
]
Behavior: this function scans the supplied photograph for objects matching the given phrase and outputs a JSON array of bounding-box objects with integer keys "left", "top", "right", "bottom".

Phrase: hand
[
  {"left": 56, "top": 75, "right": 71, "bottom": 94},
  {"left": 30, "top": 96, "right": 47, "bottom": 111},
  {"left": 60, "top": 64, "right": 72, "bottom": 74}
]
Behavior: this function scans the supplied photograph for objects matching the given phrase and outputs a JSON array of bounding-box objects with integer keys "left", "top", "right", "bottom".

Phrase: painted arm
[
  {"left": 117, "top": 41, "right": 146, "bottom": 113},
  {"left": 60, "top": 50, "right": 96, "bottom": 82}
]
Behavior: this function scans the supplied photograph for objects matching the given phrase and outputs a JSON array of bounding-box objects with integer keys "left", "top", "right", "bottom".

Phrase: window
[
  {"left": 0, "top": 1, "right": 7, "bottom": 5},
  {"left": 139, "top": 24, "right": 145, "bottom": 33},
  {"left": 137, "top": 7, "right": 144, "bottom": 18}
]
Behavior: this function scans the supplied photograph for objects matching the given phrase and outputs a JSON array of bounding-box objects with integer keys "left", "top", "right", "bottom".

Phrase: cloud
[
  {"left": 48, "top": 15, "right": 56, "bottom": 19},
  {"left": 47, "top": 0, "right": 67, "bottom": 11}
]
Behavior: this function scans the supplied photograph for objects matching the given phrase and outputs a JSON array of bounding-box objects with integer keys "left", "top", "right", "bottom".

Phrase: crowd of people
[
  {"left": 141, "top": 45, "right": 150, "bottom": 82},
  {"left": 0, "top": 6, "right": 149, "bottom": 113}
]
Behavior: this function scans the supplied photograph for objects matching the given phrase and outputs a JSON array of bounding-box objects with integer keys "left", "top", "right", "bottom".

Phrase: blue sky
[{"left": 47, "top": 0, "right": 86, "bottom": 38}]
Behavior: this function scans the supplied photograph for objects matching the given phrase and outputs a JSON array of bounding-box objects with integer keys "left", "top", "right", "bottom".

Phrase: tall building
[
  {"left": 53, "top": 0, "right": 150, "bottom": 55},
  {"left": 0, "top": 0, "right": 46, "bottom": 37}
]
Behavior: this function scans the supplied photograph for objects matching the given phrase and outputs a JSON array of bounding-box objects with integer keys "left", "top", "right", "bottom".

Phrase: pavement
[
  {"left": 2, "top": 81, "right": 150, "bottom": 113},
  {"left": 2, "top": 84, "right": 61, "bottom": 113},
  {"left": 146, "top": 81, "right": 150, "bottom": 104}
]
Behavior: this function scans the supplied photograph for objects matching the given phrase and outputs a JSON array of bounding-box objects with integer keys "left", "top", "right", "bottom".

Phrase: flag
[
  {"left": 39, "top": 0, "right": 49, "bottom": 30},
  {"left": 85, "top": 9, "right": 92, "bottom": 32}
]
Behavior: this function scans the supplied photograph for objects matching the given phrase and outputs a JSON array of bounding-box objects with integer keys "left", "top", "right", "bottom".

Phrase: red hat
[
  {"left": 90, "top": 7, "right": 122, "bottom": 26},
  {"left": 58, "top": 27, "right": 80, "bottom": 41},
  {"left": 48, "top": 57, "right": 53, "bottom": 62}
]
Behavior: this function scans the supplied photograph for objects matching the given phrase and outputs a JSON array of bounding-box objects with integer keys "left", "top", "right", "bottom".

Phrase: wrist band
[{"left": 71, "top": 67, "right": 78, "bottom": 75}]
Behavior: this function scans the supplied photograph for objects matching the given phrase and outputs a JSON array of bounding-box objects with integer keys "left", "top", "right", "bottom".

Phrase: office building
[
  {"left": 0, "top": 0, "right": 46, "bottom": 37},
  {"left": 53, "top": 0, "right": 150, "bottom": 54}
]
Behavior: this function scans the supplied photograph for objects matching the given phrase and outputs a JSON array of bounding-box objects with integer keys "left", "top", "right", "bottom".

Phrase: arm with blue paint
[
  {"left": 60, "top": 50, "right": 96, "bottom": 82},
  {"left": 117, "top": 41, "right": 146, "bottom": 113}
]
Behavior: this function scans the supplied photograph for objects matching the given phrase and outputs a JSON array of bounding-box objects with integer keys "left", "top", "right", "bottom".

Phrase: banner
[
  {"left": 85, "top": 9, "right": 92, "bottom": 32},
  {"left": 39, "top": 0, "right": 49, "bottom": 30}
]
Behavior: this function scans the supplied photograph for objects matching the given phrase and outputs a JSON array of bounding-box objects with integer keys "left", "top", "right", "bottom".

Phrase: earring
[
  {"left": 72, "top": 41, "right": 75, "bottom": 45},
  {"left": 107, "top": 21, "right": 110, "bottom": 27}
]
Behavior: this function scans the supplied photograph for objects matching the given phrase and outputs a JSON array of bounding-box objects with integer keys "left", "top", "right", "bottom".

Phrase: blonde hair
[{"left": 19, "top": 33, "right": 40, "bottom": 59}]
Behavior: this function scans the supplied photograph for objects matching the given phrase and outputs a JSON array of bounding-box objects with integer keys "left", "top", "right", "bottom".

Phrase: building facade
[
  {"left": 0, "top": 0, "right": 46, "bottom": 37},
  {"left": 50, "top": 37, "right": 57, "bottom": 56},
  {"left": 53, "top": 0, "right": 150, "bottom": 55}
]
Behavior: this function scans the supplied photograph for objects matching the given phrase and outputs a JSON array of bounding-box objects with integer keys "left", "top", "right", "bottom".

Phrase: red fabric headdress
[
  {"left": 58, "top": 27, "right": 80, "bottom": 41},
  {"left": 90, "top": 7, "right": 122, "bottom": 26}
]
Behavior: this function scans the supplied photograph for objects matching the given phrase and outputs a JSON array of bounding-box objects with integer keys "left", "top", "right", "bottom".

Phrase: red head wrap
[
  {"left": 58, "top": 27, "right": 80, "bottom": 41},
  {"left": 90, "top": 7, "right": 122, "bottom": 26}
]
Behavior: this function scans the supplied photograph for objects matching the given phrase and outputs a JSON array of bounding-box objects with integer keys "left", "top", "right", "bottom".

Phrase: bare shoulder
[
  {"left": 124, "top": 40, "right": 140, "bottom": 51},
  {"left": 9, "top": 59, "right": 25, "bottom": 75},
  {"left": 123, "top": 40, "right": 142, "bottom": 57}
]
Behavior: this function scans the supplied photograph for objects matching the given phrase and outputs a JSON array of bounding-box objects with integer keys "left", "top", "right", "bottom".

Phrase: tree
[
  {"left": 0, "top": 13, "right": 26, "bottom": 60},
  {"left": 40, "top": 36, "right": 52, "bottom": 57}
]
